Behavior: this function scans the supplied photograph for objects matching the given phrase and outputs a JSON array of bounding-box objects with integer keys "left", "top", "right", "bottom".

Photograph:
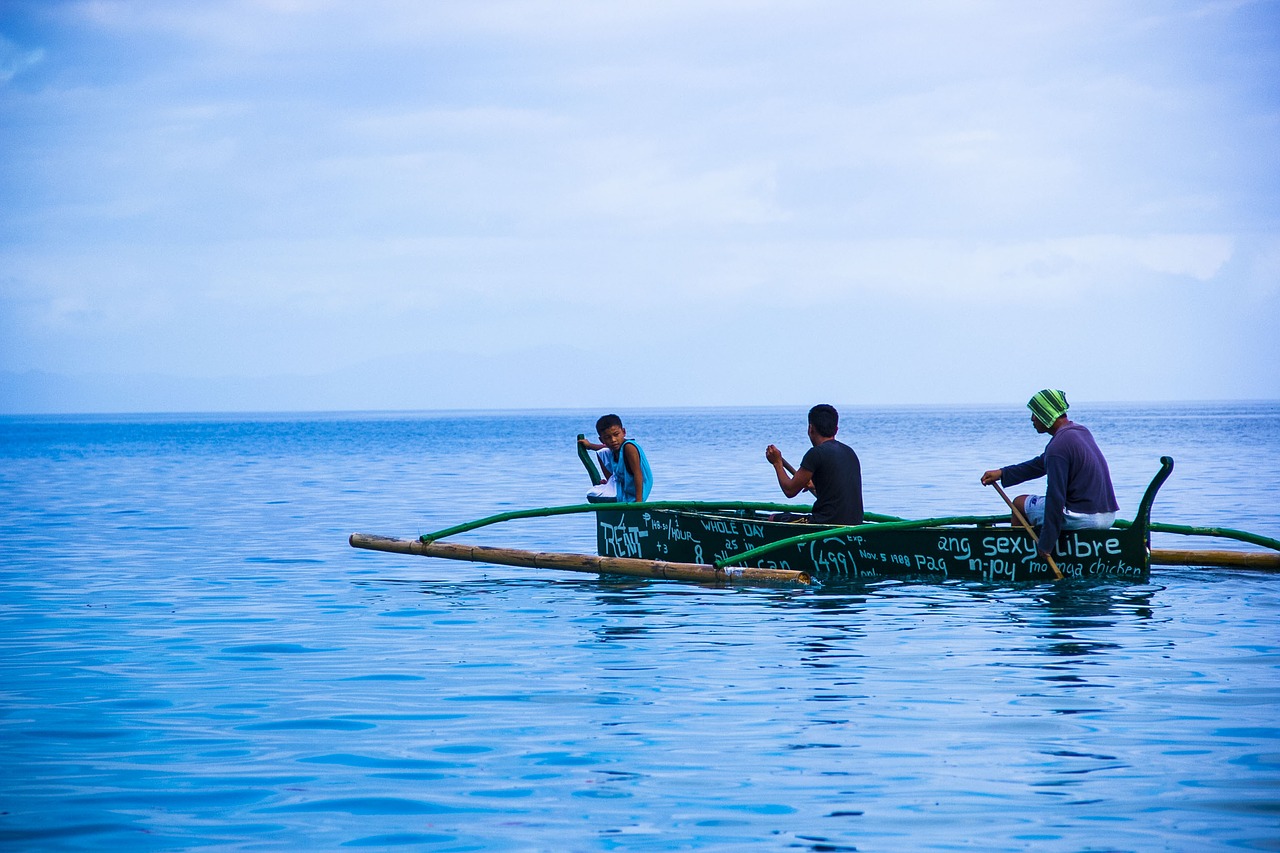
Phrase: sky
[{"left": 1, "top": 0, "right": 1278, "bottom": 413}]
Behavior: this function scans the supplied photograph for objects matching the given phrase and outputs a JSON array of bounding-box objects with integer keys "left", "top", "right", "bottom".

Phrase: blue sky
[{"left": 2, "top": 1, "right": 1278, "bottom": 413}]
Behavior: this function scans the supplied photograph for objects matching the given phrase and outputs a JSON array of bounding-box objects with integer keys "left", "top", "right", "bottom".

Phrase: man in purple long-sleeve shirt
[{"left": 980, "top": 389, "right": 1119, "bottom": 559}]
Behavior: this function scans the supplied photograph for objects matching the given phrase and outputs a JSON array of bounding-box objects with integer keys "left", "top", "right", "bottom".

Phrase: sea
[{"left": 1, "top": 402, "right": 1278, "bottom": 852}]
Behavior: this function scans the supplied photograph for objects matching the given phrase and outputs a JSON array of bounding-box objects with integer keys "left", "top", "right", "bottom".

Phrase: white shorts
[
  {"left": 587, "top": 478, "right": 616, "bottom": 503},
  {"left": 1023, "top": 494, "right": 1116, "bottom": 530}
]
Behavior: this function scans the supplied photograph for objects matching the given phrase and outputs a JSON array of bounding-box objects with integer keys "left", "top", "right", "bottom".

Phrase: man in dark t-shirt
[{"left": 765, "top": 404, "right": 864, "bottom": 525}]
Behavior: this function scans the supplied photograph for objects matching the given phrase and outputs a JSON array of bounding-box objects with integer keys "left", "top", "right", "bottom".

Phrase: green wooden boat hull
[
  {"left": 595, "top": 457, "right": 1175, "bottom": 584},
  {"left": 595, "top": 508, "right": 1142, "bottom": 582}
]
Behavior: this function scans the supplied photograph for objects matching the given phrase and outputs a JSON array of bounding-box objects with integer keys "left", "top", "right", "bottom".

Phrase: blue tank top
[{"left": 606, "top": 439, "right": 653, "bottom": 502}]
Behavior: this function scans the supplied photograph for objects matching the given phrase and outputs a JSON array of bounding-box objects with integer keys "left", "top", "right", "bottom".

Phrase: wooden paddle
[{"left": 991, "top": 482, "right": 1064, "bottom": 580}]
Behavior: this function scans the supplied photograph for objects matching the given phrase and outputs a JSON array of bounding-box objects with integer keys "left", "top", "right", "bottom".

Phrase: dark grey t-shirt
[{"left": 800, "top": 439, "right": 864, "bottom": 525}]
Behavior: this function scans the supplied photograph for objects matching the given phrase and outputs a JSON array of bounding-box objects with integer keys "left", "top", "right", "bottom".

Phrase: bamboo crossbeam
[
  {"left": 350, "top": 534, "right": 813, "bottom": 586},
  {"left": 418, "top": 500, "right": 909, "bottom": 544},
  {"left": 1122, "top": 520, "right": 1280, "bottom": 552}
]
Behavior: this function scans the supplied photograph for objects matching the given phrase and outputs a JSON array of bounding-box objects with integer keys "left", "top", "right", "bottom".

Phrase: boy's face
[{"left": 598, "top": 425, "right": 626, "bottom": 454}]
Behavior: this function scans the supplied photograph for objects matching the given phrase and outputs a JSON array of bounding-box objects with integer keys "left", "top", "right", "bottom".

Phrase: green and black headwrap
[{"left": 1027, "top": 389, "right": 1068, "bottom": 428}]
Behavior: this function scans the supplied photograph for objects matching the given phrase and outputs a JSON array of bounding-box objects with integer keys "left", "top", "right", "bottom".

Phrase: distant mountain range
[{"left": 0, "top": 346, "right": 755, "bottom": 414}]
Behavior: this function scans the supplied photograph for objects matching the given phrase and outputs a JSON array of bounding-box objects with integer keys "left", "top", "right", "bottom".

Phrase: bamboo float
[
  {"left": 1151, "top": 549, "right": 1280, "bottom": 571},
  {"left": 351, "top": 533, "right": 1279, "bottom": 582},
  {"left": 349, "top": 533, "right": 813, "bottom": 586}
]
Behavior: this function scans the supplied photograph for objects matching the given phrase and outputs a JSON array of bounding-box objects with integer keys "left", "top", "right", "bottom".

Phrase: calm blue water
[{"left": 1, "top": 403, "right": 1278, "bottom": 851}]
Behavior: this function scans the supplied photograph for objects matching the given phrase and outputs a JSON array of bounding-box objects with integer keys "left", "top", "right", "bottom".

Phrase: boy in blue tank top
[{"left": 578, "top": 414, "right": 653, "bottom": 503}]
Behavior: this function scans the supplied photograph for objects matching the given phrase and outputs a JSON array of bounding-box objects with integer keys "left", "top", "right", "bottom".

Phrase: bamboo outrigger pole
[{"left": 349, "top": 534, "right": 813, "bottom": 586}]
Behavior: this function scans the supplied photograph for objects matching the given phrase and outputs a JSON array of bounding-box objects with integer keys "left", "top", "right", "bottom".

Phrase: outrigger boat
[{"left": 350, "top": 450, "right": 1280, "bottom": 586}]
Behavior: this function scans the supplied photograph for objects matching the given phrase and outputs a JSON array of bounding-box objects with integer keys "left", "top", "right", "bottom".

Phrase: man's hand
[
  {"left": 765, "top": 444, "right": 782, "bottom": 465},
  {"left": 980, "top": 468, "right": 1002, "bottom": 486}
]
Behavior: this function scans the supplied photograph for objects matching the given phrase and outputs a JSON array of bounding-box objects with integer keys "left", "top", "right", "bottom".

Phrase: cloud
[
  {"left": 570, "top": 151, "right": 784, "bottom": 228},
  {"left": 0, "top": 33, "right": 44, "bottom": 84},
  {"left": 1, "top": 0, "right": 1277, "bottom": 411}
]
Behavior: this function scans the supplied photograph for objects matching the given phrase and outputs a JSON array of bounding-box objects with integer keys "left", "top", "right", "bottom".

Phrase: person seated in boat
[
  {"left": 578, "top": 414, "right": 653, "bottom": 504},
  {"left": 764, "top": 404, "right": 864, "bottom": 525},
  {"left": 980, "top": 389, "right": 1119, "bottom": 559}
]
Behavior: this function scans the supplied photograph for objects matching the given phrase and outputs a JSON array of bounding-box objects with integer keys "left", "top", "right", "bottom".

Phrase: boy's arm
[
  {"left": 774, "top": 463, "right": 814, "bottom": 499},
  {"left": 578, "top": 437, "right": 613, "bottom": 478},
  {"left": 765, "top": 445, "right": 814, "bottom": 498},
  {"left": 623, "top": 442, "right": 644, "bottom": 501},
  {"left": 779, "top": 456, "right": 818, "bottom": 495}
]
